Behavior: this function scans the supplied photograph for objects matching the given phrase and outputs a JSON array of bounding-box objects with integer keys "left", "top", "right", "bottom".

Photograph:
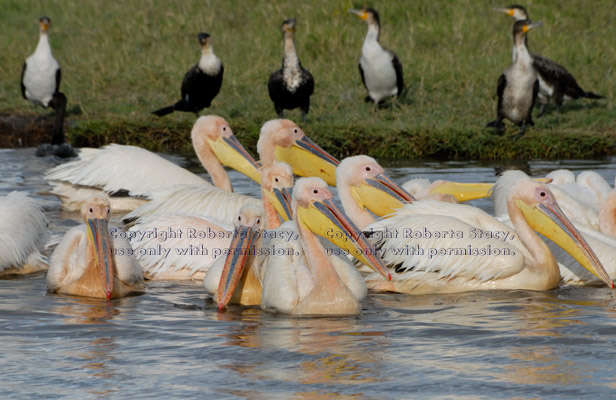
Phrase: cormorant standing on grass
[
  {"left": 348, "top": 7, "right": 404, "bottom": 105},
  {"left": 267, "top": 19, "right": 314, "bottom": 121},
  {"left": 21, "top": 16, "right": 74, "bottom": 158},
  {"left": 152, "top": 33, "right": 223, "bottom": 117},
  {"left": 494, "top": 5, "right": 603, "bottom": 116},
  {"left": 487, "top": 20, "right": 541, "bottom": 138}
]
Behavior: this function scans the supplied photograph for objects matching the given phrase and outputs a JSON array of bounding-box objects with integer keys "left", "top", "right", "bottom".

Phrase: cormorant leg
[
  {"left": 553, "top": 89, "right": 565, "bottom": 113},
  {"left": 300, "top": 103, "right": 310, "bottom": 122},
  {"left": 537, "top": 97, "right": 549, "bottom": 118},
  {"left": 486, "top": 117, "right": 505, "bottom": 136},
  {"left": 49, "top": 92, "right": 67, "bottom": 145},
  {"left": 512, "top": 121, "right": 527, "bottom": 139}
]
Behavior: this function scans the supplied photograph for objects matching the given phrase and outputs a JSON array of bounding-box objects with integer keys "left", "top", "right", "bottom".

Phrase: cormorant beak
[
  {"left": 523, "top": 21, "right": 542, "bottom": 33},
  {"left": 264, "top": 186, "right": 294, "bottom": 221},
  {"left": 348, "top": 9, "right": 369, "bottom": 20},
  {"left": 517, "top": 190, "right": 614, "bottom": 289},
  {"left": 274, "top": 135, "right": 340, "bottom": 186},
  {"left": 493, "top": 7, "right": 515, "bottom": 16},
  {"left": 429, "top": 181, "right": 495, "bottom": 202},
  {"left": 86, "top": 217, "right": 115, "bottom": 299},
  {"left": 207, "top": 134, "right": 263, "bottom": 184},
  {"left": 297, "top": 198, "right": 391, "bottom": 281},
  {"left": 216, "top": 224, "right": 261, "bottom": 310},
  {"left": 351, "top": 174, "right": 415, "bottom": 217}
]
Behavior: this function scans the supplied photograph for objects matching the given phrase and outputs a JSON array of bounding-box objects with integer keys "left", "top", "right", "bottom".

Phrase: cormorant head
[
  {"left": 513, "top": 19, "right": 541, "bottom": 43},
  {"left": 494, "top": 5, "right": 529, "bottom": 21},
  {"left": 348, "top": 7, "right": 380, "bottom": 27},
  {"left": 197, "top": 32, "right": 211, "bottom": 47},
  {"left": 281, "top": 18, "right": 297, "bottom": 37},
  {"left": 39, "top": 16, "right": 51, "bottom": 33}
]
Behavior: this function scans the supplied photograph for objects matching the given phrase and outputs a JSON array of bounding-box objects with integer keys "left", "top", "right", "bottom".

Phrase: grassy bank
[{"left": 1, "top": 0, "right": 614, "bottom": 160}]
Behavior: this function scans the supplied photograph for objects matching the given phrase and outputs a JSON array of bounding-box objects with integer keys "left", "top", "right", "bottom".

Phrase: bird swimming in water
[
  {"left": 0, "top": 192, "right": 49, "bottom": 277},
  {"left": 47, "top": 195, "right": 144, "bottom": 299},
  {"left": 494, "top": 5, "right": 603, "bottom": 117},
  {"left": 268, "top": 19, "right": 314, "bottom": 121},
  {"left": 152, "top": 33, "right": 223, "bottom": 117},
  {"left": 487, "top": 19, "right": 541, "bottom": 138},
  {"left": 348, "top": 7, "right": 404, "bottom": 106},
  {"left": 21, "top": 16, "right": 74, "bottom": 158}
]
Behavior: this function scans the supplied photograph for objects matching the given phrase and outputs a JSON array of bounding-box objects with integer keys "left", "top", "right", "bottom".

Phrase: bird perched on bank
[
  {"left": 21, "top": 16, "right": 74, "bottom": 158},
  {"left": 348, "top": 7, "right": 404, "bottom": 106},
  {"left": 268, "top": 19, "right": 314, "bottom": 121},
  {"left": 487, "top": 19, "right": 541, "bottom": 138},
  {"left": 152, "top": 33, "right": 223, "bottom": 117},
  {"left": 494, "top": 5, "right": 603, "bottom": 117}
]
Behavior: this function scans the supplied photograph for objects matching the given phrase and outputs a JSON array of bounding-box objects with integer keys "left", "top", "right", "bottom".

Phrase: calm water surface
[{"left": 2, "top": 148, "right": 616, "bottom": 399}]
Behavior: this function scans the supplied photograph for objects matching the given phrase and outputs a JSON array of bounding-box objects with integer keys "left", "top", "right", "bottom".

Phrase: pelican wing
[
  {"left": 369, "top": 211, "right": 525, "bottom": 283},
  {"left": 47, "top": 226, "right": 85, "bottom": 292},
  {"left": 128, "top": 214, "right": 233, "bottom": 279},
  {"left": 0, "top": 192, "right": 49, "bottom": 271},
  {"left": 260, "top": 223, "right": 307, "bottom": 314},
  {"left": 124, "top": 184, "right": 261, "bottom": 225},
  {"left": 45, "top": 144, "right": 209, "bottom": 197},
  {"left": 111, "top": 235, "right": 144, "bottom": 285}
]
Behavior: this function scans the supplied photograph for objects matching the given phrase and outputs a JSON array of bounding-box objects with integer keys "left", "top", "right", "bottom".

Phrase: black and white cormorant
[
  {"left": 494, "top": 5, "right": 603, "bottom": 116},
  {"left": 487, "top": 20, "right": 541, "bottom": 138},
  {"left": 267, "top": 19, "right": 314, "bottom": 121},
  {"left": 21, "top": 16, "right": 74, "bottom": 158},
  {"left": 152, "top": 33, "right": 223, "bottom": 117},
  {"left": 348, "top": 8, "right": 404, "bottom": 105}
]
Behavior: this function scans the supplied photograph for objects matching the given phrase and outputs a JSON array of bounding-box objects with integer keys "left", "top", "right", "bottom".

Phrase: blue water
[{"left": 1, "top": 148, "right": 616, "bottom": 399}]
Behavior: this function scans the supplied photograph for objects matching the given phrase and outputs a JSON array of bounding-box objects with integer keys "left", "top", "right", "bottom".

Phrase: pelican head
[
  {"left": 337, "top": 155, "right": 414, "bottom": 218},
  {"left": 257, "top": 119, "right": 340, "bottom": 186},
  {"left": 293, "top": 178, "right": 391, "bottom": 280},
  {"left": 260, "top": 162, "right": 294, "bottom": 222},
  {"left": 191, "top": 116, "right": 261, "bottom": 184},
  {"left": 510, "top": 180, "right": 614, "bottom": 288},
  {"left": 493, "top": 5, "right": 529, "bottom": 21},
  {"left": 216, "top": 204, "right": 263, "bottom": 310},
  {"left": 39, "top": 16, "right": 51, "bottom": 33},
  {"left": 82, "top": 195, "right": 115, "bottom": 299}
]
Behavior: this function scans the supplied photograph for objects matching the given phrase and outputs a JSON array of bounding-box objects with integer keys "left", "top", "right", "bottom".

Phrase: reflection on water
[{"left": 2, "top": 148, "right": 616, "bottom": 398}]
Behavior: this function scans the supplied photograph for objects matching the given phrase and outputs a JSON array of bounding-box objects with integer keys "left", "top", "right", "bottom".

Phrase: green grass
[{"left": 1, "top": 0, "right": 615, "bottom": 160}]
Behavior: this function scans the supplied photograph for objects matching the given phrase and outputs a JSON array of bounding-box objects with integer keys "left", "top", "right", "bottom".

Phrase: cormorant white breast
[
  {"left": 153, "top": 33, "right": 223, "bottom": 117},
  {"left": 487, "top": 19, "right": 541, "bottom": 138},
  {"left": 267, "top": 19, "right": 314, "bottom": 121},
  {"left": 348, "top": 7, "right": 404, "bottom": 105},
  {"left": 21, "top": 16, "right": 74, "bottom": 157},
  {"left": 494, "top": 5, "right": 603, "bottom": 117}
]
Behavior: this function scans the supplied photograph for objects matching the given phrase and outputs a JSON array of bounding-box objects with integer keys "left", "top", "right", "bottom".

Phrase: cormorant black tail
[
  {"left": 584, "top": 91, "right": 603, "bottom": 100},
  {"left": 152, "top": 105, "right": 176, "bottom": 117}
]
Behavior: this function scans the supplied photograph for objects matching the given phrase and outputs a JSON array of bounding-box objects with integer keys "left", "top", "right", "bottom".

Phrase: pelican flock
[{"left": 3, "top": 6, "right": 613, "bottom": 326}]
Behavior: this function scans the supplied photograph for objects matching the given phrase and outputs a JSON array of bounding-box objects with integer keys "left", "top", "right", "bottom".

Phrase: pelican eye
[
  {"left": 540, "top": 191, "right": 546, "bottom": 197},
  {"left": 222, "top": 126, "right": 227, "bottom": 131},
  {"left": 238, "top": 216, "right": 241, "bottom": 221},
  {"left": 256, "top": 218, "right": 261, "bottom": 225},
  {"left": 293, "top": 128, "right": 298, "bottom": 134},
  {"left": 366, "top": 166, "right": 371, "bottom": 171},
  {"left": 89, "top": 208, "right": 93, "bottom": 213},
  {"left": 275, "top": 177, "right": 279, "bottom": 182},
  {"left": 313, "top": 189, "right": 318, "bottom": 194}
]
